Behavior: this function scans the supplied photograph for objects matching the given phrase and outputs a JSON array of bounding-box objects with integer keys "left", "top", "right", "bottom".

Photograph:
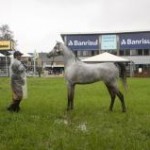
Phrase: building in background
[
  {"left": 61, "top": 31, "right": 150, "bottom": 77},
  {"left": 38, "top": 53, "right": 64, "bottom": 75},
  {"left": 0, "top": 40, "right": 15, "bottom": 76}
]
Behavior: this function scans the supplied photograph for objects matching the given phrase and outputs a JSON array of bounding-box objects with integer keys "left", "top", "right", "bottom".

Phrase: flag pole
[
  {"left": 33, "top": 57, "right": 36, "bottom": 76},
  {"left": 33, "top": 50, "right": 36, "bottom": 77}
]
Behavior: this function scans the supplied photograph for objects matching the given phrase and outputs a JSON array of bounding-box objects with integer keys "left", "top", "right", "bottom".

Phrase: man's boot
[
  {"left": 7, "top": 100, "right": 16, "bottom": 112},
  {"left": 15, "top": 100, "right": 21, "bottom": 112},
  {"left": 7, "top": 100, "right": 21, "bottom": 112}
]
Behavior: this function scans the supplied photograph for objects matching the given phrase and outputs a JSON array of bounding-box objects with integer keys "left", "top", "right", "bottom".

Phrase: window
[
  {"left": 125, "top": 49, "right": 130, "bottom": 56},
  {"left": 91, "top": 50, "right": 99, "bottom": 56},
  {"left": 77, "top": 51, "right": 83, "bottom": 57},
  {"left": 143, "top": 49, "right": 149, "bottom": 55},
  {"left": 119, "top": 50, "right": 124, "bottom": 56},
  {"left": 83, "top": 51, "right": 89, "bottom": 57},
  {"left": 138, "top": 49, "right": 142, "bottom": 55},
  {"left": 119, "top": 49, "right": 130, "bottom": 56},
  {"left": 130, "top": 49, "right": 137, "bottom": 56}
]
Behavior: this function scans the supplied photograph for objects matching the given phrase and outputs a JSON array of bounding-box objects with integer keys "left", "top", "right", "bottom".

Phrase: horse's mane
[
  {"left": 73, "top": 53, "right": 81, "bottom": 62},
  {"left": 64, "top": 43, "right": 81, "bottom": 62}
]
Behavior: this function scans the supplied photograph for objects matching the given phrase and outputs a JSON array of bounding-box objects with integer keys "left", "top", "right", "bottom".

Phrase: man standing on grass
[{"left": 7, "top": 51, "right": 27, "bottom": 112}]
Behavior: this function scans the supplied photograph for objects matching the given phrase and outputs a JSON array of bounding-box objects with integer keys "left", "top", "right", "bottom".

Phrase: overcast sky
[{"left": 0, "top": 0, "right": 150, "bottom": 53}]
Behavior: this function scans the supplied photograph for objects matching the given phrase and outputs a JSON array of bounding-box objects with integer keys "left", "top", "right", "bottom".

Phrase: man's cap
[{"left": 14, "top": 51, "right": 23, "bottom": 57}]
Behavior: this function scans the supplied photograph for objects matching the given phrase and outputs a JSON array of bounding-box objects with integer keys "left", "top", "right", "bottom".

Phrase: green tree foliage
[
  {"left": 0, "top": 24, "right": 15, "bottom": 41},
  {"left": 0, "top": 24, "right": 17, "bottom": 49}
]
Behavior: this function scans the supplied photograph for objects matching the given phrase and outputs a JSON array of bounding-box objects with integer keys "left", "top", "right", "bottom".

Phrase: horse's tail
[{"left": 116, "top": 62, "right": 127, "bottom": 90}]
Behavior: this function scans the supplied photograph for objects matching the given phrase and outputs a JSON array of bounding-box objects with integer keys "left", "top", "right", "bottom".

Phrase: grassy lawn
[{"left": 0, "top": 77, "right": 150, "bottom": 150}]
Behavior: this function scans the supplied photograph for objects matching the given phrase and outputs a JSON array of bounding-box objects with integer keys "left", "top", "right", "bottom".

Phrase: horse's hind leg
[
  {"left": 67, "top": 83, "right": 75, "bottom": 111},
  {"left": 116, "top": 90, "right": 126, "bottom": 112},
  {"left": 106, "top": 82, "right": 126, "bottom": 112},
  {"left": 105, "top": 84, "right": 116, "bottom": 111}
]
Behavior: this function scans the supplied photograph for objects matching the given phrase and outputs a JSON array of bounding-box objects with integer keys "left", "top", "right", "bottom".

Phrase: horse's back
[
  {"left": 96, "top": 63, "right": 119, "bottom": 82},
  {"left": 65, "top": 62, "right": 119, "bottom": 84}
]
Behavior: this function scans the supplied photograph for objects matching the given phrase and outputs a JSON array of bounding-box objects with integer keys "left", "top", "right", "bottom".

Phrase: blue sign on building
[
  {"left": 66, "top": 35, "right": 99, "bottom": 50},
  {"left": 120, "top": 32, "right": 150, "bottom": 50}
]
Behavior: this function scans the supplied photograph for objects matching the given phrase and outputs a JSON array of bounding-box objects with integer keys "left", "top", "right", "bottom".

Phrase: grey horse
[{"left": 48, "top": 42, "right": 127, "bottom": 112}]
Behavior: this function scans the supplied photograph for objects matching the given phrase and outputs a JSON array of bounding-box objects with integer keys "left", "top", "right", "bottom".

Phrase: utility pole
[{"left": 33, "top": 50, "right": 38, "bottom": 76}]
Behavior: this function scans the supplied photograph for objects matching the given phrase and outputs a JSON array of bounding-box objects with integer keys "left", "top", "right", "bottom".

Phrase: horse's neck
[{"left": 63, "top": 46, "right": 78, "bottom": 66}]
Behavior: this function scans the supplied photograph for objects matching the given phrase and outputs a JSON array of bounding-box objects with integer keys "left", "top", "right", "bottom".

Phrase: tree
[
  {"left": 0, "top": 24, "right": 15, "bottom": 41},
  {"left": 0, "top": 24, "right": 17, "bottom": 50}
]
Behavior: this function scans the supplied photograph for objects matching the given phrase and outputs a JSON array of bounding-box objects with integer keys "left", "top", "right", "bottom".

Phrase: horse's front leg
[{"left": 67, "top": 84, "right": 75, "bottom": 111}]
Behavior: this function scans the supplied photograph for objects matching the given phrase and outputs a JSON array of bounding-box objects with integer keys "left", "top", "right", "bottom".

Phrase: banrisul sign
[
  {"left": 66, "top": 35, "right": 99, "bottom": 50},
  {"left": 120, "top": 32, "right": 150, "bottom": 49}
]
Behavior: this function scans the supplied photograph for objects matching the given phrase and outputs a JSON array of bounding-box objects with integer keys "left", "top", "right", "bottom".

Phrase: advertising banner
[
  {"left": 120, "top": 32, "right": 150, "bottom": 49},
  {"left": 66, "top": 35, "right": 99, "bottom": 50},
  {"left": 101, "top": 35, "right": 117, "bottom": 50},
  {"left": 0, "top": 40, "right": 14, "bottom": 50}
]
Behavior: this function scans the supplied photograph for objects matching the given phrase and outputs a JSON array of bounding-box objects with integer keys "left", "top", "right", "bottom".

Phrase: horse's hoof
[
  {"left": 66, "top": 107, "right": 74, "bottom": 111},
  {"left": 109, "top": 108, "right": 113, "bottom": 112},
  {"left": 66, "top": 108, "right": 70, "bottom": 111}
]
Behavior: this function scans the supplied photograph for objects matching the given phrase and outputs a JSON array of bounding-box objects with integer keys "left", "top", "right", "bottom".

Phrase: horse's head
[{"left": 47, "top": 41, "right": 63, "bottom": 58}]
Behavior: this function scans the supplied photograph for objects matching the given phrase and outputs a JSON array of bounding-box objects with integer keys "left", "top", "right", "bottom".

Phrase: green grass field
[{"left": 0, "top": 77, "right": 150, "bottom": 150}]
